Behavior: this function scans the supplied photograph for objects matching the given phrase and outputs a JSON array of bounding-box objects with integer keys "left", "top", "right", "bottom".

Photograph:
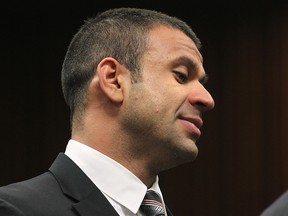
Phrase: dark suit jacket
[
  {"left": 260, "top": 190, "right": 288, "bottom": 216},
  {"left": 0, "top": 153, "right": 173, "bottom": 216}
]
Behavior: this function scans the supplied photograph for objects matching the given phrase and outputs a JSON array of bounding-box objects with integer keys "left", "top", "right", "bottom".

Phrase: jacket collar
[{"left": 49, "top": 153, "right": 119, "bottom": 216}]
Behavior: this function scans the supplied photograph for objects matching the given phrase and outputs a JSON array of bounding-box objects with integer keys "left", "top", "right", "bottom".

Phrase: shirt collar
[{"left": 64, "top": 139, "right": 163, "bottom": 214}]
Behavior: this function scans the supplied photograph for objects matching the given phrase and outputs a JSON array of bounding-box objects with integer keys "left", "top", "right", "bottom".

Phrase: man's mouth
[{"left": 178, "top": 116, "right": 203, "bottom": 140}]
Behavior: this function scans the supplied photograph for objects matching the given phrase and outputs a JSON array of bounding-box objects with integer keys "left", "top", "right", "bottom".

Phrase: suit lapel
[
  {"left": 49, "top": 153, "right": 119, "bottom": 216},
  {"left": 72, "top": 189, "right": 119, "bottom": 216}
]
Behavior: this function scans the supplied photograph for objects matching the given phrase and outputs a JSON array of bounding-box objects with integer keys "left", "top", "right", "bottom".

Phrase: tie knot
[{"left": 140, "top": 190, "right": 165, "bottom": 216}]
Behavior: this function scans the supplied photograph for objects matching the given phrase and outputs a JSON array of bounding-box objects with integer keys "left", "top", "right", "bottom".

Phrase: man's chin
[{"left": 173, "top": 145, "right": 199, "bottom": 165}]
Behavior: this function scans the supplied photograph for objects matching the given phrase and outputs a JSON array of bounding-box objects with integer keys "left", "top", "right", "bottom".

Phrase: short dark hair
[{"left": 61, "top": 7, "right": 201, "bottom": 124}]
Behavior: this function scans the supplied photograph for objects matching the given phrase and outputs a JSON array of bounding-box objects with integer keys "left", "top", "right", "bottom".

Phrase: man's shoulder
[
  {"left": 0, "top": 171, "right": 62, "bottom": 215},
  {"left": 0, "top": 169, "right": 76, "bottom": 215},
  {"left": 0, "top": 171, "right": 55, "bottom": 197},
  {"left": 261, "top": 190, "right": 288, "bottom": 216}
]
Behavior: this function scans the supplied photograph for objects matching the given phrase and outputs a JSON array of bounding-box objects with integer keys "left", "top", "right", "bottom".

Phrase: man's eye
[{"left": 174, "top": 72, "right": 188, "bottom": 84}]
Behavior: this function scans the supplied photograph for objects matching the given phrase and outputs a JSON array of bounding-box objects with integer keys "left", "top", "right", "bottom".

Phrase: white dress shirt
[{"left": 64, "top": 139, "right": 167, "bottom": 216}]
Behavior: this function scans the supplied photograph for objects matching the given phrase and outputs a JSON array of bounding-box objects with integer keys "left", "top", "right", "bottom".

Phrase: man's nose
[{"left": 187, "top": 82, "right": 215, "bottom": 112}]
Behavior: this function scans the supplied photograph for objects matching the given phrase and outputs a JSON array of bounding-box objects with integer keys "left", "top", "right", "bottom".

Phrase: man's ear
[{"left": 96, "top": 57, "right": 130, "bottom": 104}]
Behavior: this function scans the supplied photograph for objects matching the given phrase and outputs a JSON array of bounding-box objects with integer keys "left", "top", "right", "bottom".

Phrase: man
[{"left": 0, "top": 7, "right": 215, "bottom": 215}]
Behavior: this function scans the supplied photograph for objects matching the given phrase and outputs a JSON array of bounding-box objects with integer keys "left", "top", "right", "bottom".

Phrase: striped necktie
[{"left": 140, "top": 190, "right": 165, "bottom": 216}]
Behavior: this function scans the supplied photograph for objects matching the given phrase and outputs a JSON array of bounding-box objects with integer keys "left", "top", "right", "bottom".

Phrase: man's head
[{"left": 61, "top": 8, "right": 214, "bottom": 178}]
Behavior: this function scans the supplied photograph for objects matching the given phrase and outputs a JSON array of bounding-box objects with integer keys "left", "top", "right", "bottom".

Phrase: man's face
[{"left": 121, "top": 26, "right": 215, "bottom": 170}]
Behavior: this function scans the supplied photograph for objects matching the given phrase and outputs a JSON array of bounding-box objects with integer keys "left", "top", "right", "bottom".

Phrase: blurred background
[{"left": 1, "top": 0, "right": 288, "bottom": 215}]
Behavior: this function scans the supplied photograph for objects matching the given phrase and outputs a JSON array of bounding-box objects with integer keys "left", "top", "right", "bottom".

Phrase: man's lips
[{"left": 178, "top": 116, "right": 203, "bottom": 139}]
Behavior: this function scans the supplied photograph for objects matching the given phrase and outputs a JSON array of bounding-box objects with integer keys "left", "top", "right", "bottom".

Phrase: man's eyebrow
[
  {"left": 200, "top": 74, "right": 209, "bottom": 84},
  {"left": 172, "top": 56, "right": 198, "bottom": 72}
]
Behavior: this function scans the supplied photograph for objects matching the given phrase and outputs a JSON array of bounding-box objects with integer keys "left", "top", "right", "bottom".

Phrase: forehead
[{"left": 145, "top": 26, "right": 203, "bottom": 64}]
